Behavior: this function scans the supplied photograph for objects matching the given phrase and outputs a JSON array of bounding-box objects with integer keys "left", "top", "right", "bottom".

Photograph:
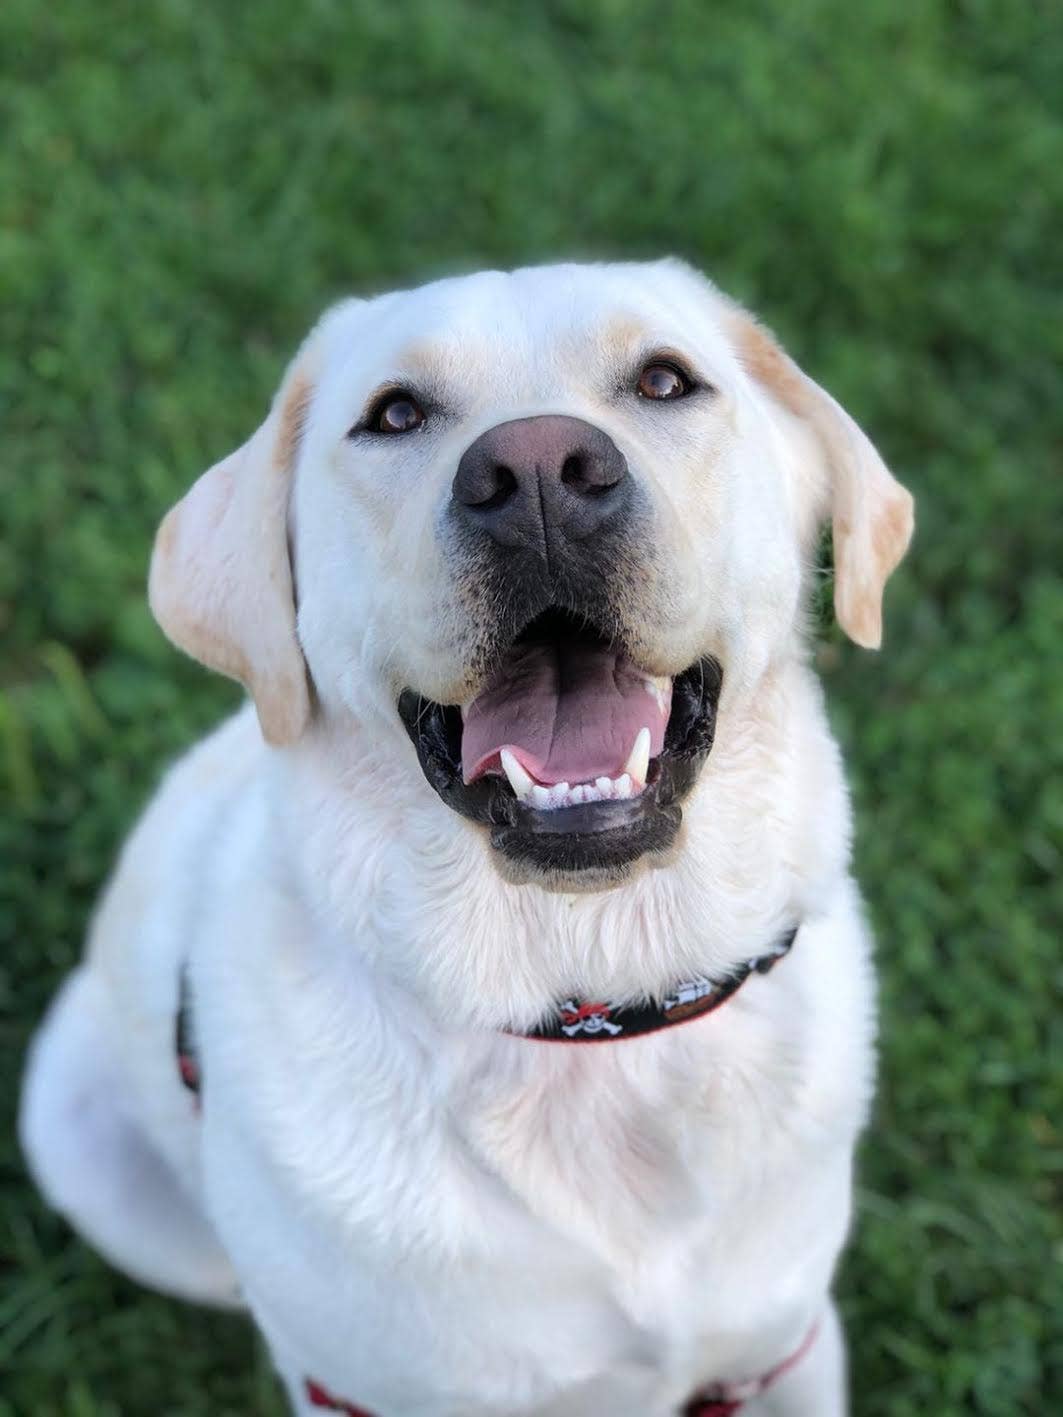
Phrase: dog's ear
[
  {"left": 149, "top": 357, "right": 314, "bottom": 745},
  {"left": 726, "top": 308, "right": 914, "bottom": 649}
]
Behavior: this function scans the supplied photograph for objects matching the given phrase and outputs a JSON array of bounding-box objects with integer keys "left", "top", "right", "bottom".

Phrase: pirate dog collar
[
  {"left": 513, "top": 926, "right": 798, "bottom": 1042},
  {"left": 176, "top": 928, "right": 799, "bottom": 1098}
]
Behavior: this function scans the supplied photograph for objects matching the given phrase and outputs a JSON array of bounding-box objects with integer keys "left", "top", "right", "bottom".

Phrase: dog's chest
[
  {"left": 453, "top": 1035, "right": 819, "bottom": 1329},
  {"left": 197, "top": 909, "right": 862, "bottom": 1411},
  {"left": 462, "top": 1041, "right": 717, "bottom": 1260},
  {"left": 206, "top": 1043, "right": 797, "bottom": 1413}
]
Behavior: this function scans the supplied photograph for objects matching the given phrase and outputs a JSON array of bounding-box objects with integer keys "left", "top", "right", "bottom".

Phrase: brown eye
[
  {"left": 373, "top": 393, "right": 426, "bottom": 434},
  {"left": 637, "top": 362, "right": 691, "bottom": 401}
]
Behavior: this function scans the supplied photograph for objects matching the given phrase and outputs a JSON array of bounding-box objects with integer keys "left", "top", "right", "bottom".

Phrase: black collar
[
  {"left": 510, "top": 928, "right": 798, "bottom": 1043},
  {"left": 176, "top": 928, "right": 799, "bottom": 1098}
]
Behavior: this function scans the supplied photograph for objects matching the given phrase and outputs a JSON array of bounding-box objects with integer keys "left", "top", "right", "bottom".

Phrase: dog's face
[{"left": 150, "top": 261, "right": 913, "bottom": 888}]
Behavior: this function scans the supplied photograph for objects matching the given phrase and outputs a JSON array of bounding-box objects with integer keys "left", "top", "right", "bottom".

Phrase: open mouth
[{"left": 398, "top": 609, "right": 721, "bottom": 877}]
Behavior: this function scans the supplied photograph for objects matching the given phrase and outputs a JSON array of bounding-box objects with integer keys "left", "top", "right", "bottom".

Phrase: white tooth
[
  {"left": 548, "top": 782, "right": 571, "bottom": 807},
  {"left": 570, "top": 786, "right": 586, "bottom": 805},
  {"left": 595, "top": 776, "right": 612, "bottom": 796},
  {"left": 500, "top": 748, "right": 534, "bottom": 800},
  {"left": 531, "top": 784, "right": 552, "bottom": 808},
  {"left": 624, "top": 727, "right": 652, "bottom": 788},
  {"left": 642, "top": 676, "right": 670, "bottom": 713},
  {"left": 614, "top": 773, "right": 633, "bottom": 799}
]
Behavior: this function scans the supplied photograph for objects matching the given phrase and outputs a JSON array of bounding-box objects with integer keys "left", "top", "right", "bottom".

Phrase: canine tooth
[
  {"left": 530, "top": 784, "right": 552, "bottom": 808},
  {"left": 614, "top": 773, "right": 633, "bottom": 799},
  {"left": 642, "top": 675, "right": 670, "bottom": 713},
  {"left": 624, "top": 727, "right": 652, "bottom": 788},
  {"left": 500, "top": 748, "right": 534, "bottom": 800}
]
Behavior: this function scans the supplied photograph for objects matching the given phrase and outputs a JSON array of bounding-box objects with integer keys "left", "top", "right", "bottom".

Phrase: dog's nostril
[
  {"left": 561, "top": 453, "right": 613, "bottom": 497},
  {"left": 560, "top": 454, "right": 585, "bottom": 488},
  {"left": 562, "top": 450, "right": 620, "bottom": 497},
  {"left": 474, "top": 463, "right": 518, "bottom": 511}
]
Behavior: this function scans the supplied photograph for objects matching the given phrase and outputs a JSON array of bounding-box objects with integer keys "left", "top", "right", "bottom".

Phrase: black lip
[{"left": 398, "top": 656, "right": 722, "bottom": 876}]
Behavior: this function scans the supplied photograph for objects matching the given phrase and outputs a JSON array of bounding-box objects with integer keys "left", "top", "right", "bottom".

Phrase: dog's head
[{"left": 150, "top": 261, "right": 913, "bottom": 888}]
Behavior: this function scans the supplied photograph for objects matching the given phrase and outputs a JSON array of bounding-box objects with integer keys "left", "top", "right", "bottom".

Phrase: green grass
[{"left": 1, "top": 1, "right": 1061, "bottom": 1412}]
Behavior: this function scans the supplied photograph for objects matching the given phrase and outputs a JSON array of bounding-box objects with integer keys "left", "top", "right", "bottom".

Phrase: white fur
[{"left": 21, "top": 261, "right": 912, "bottom": 1415}]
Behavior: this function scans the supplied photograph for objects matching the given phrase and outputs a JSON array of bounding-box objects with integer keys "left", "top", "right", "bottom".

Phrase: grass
[{"left": 1, "top": 1, "right": 1061, "bottom": 1412}]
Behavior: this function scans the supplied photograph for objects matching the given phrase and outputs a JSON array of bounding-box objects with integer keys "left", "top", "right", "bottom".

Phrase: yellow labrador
[{"left": 21, "top": 261, "right": 912, "bottom": 1416}]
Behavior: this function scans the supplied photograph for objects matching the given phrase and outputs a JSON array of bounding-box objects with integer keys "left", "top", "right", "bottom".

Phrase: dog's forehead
[{"left": 318, "top": 261, "right": 735, "bottom": 383}]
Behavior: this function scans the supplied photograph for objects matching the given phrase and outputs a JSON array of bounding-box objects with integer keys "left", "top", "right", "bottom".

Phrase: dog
[{"left": 20, "top": 260, "right": 913, "bottom": 1416}]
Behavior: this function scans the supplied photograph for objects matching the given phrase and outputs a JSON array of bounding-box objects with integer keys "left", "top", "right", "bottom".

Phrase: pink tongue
[{"left": 461, "top": 642, "right": 672, "bottom": 786}]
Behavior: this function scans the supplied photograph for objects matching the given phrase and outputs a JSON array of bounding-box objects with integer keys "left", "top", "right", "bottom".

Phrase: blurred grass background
[{"left": 1, "top": 1, "right": 1061, "bottom": 1413}]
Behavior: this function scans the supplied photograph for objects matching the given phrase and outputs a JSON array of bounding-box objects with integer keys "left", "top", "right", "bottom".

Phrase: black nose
[{"left": 451, "top": 415, "right": 632, "bottom": 556}]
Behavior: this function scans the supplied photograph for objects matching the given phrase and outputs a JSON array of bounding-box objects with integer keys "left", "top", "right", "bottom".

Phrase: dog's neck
[{"left": 277, "top": 657, "right": 849, "bottom": 1032}]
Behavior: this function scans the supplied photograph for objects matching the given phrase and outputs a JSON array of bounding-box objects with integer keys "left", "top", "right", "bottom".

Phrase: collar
[
  {"left": 304, "top": 1319, "right": 820, "bottom": 1415},
  {"left": 176, "top": 927, "right": 799, "bottom": 1100},
  {"left": 684, "top": 1318, "right": 821, "bottom": 1414},
  {"left": 509, "top": 927, "right": 798, "bottom": 1042}
]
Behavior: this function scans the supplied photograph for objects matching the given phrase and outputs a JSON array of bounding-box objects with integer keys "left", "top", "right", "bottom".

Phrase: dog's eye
[
  {"left": 369, "top": 392, "right": 427, "bottom": 435},
  {"left": 636, "top": 362, "right": 691, "bottom": 401}
]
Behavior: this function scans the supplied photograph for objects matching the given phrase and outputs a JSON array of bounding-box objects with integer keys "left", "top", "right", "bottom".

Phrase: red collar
[
  {"left": 305, "top": 1320, "right": 820, "bottom": 1416},
  {"left": 684, "top": 1320, "right": 821, "bottom": 1414}
]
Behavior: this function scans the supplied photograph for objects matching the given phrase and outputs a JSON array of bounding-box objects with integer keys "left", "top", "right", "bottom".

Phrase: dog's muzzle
[{"left": 399, "top": 417, "right": 722, "bottom": 879}]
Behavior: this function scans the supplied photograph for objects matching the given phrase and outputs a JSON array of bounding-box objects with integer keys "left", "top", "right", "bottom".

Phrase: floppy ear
[
  {"left": 149, "top": 360, "right": 314, "bottom": 745},
  {"left": 727, "top": 308, "right": 914, "bottom": 649}
]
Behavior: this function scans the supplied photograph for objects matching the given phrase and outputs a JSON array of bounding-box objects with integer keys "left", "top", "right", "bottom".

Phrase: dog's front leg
[{"left": 745, "top": 1302, "right": 847, "bottom": 1417}]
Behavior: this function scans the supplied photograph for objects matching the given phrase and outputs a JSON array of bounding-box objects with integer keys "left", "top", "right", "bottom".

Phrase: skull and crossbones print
[{"left": 558, "top": 1001, "right": 623, "bottom": 1037}]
